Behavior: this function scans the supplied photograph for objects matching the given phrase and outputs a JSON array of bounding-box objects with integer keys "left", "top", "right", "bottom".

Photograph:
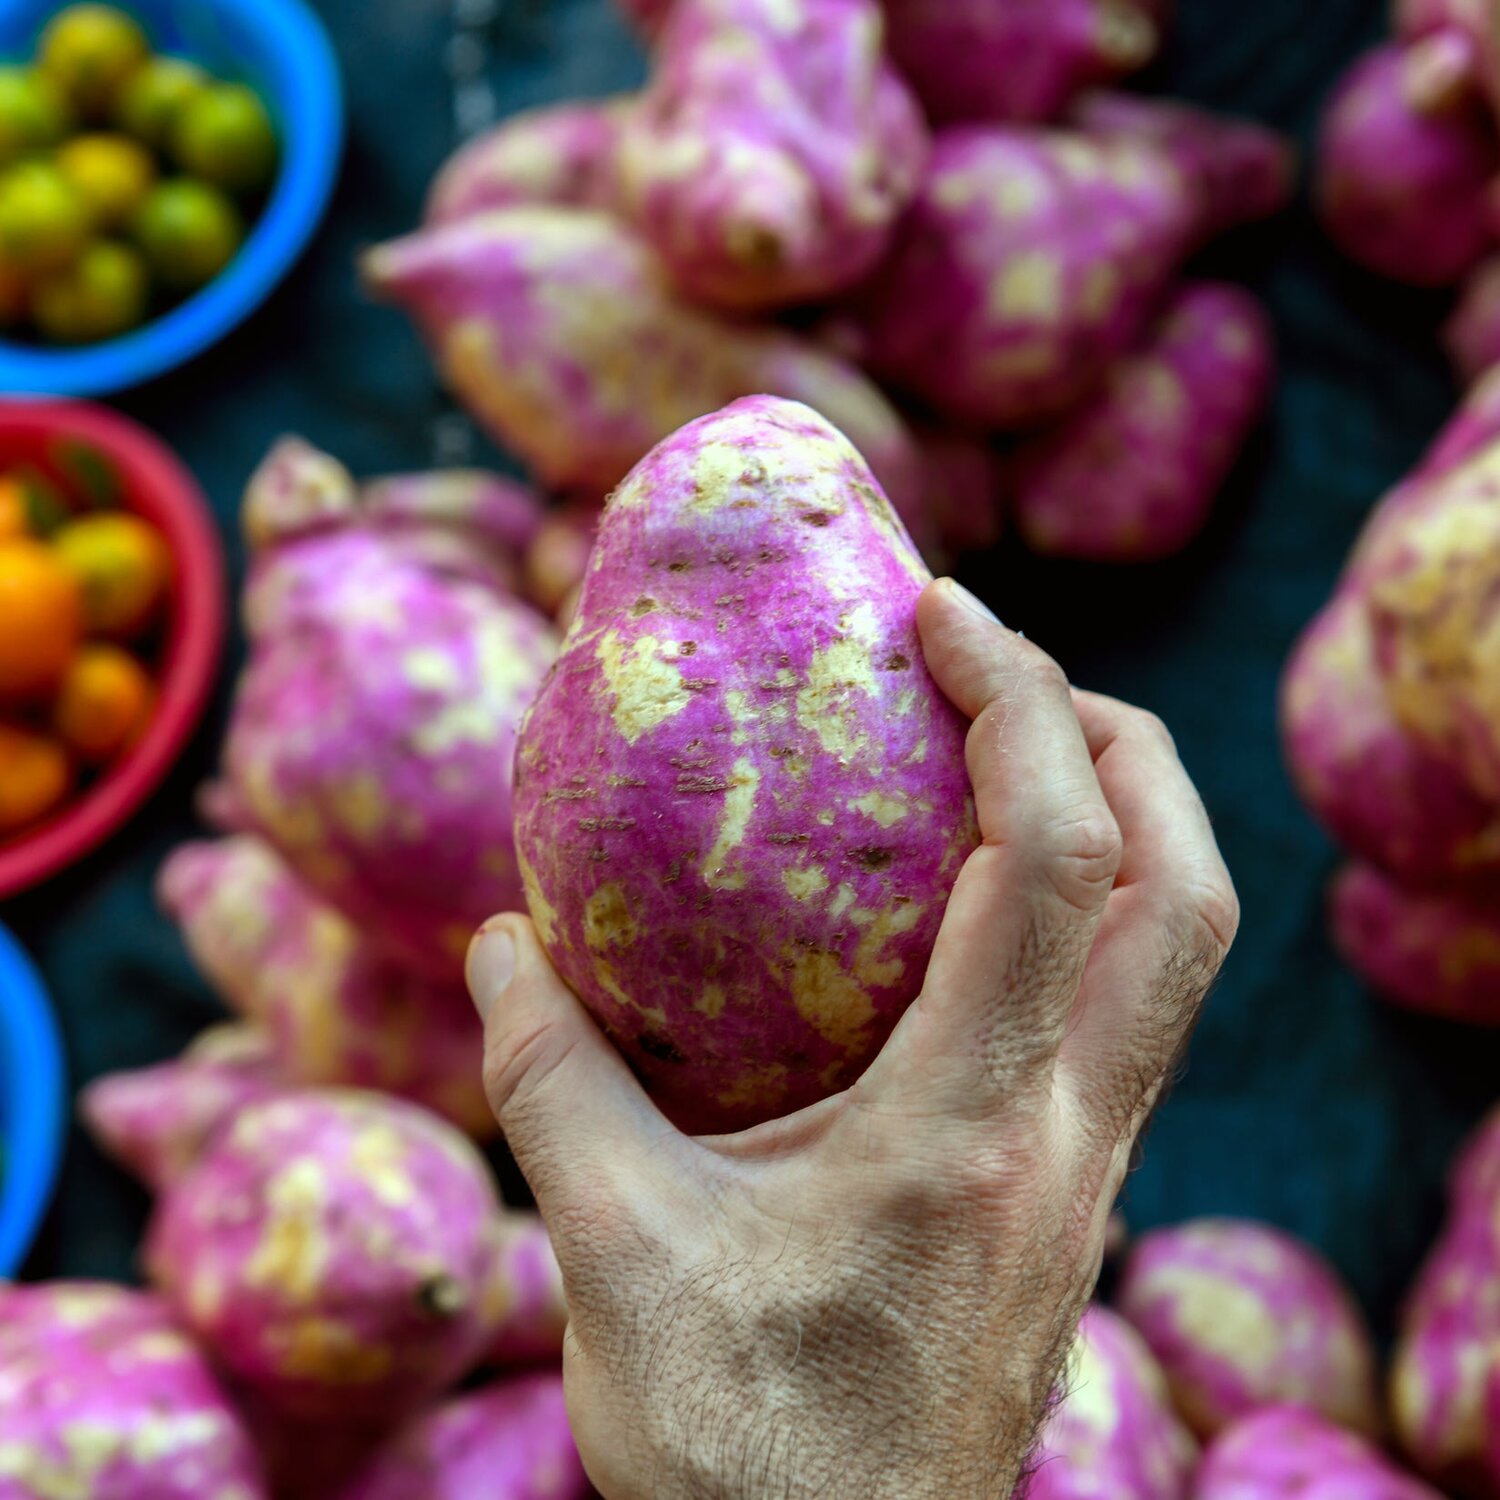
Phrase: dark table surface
[{"left": 6, "top": 0, "right": 1493, "bottom": 1338}]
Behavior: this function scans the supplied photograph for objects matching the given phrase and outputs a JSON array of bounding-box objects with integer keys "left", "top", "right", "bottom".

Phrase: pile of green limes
[{"left": 0, "top": 4, "right": 279, "bottom": 344}]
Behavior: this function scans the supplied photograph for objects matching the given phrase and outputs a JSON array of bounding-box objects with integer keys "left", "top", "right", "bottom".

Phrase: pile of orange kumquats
[{"left": 0, "top": 448, "right": 170, "bottom": 835}]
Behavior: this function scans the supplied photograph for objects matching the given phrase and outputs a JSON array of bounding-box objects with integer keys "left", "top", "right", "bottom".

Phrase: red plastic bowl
[{"left": 0, "top": 401, "right": 225, "bottom": 899}]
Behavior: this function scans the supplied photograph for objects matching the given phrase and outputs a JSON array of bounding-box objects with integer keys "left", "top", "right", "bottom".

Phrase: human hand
[{"left": 467, "top": 577, "right": 1239, "bottom": 1500}]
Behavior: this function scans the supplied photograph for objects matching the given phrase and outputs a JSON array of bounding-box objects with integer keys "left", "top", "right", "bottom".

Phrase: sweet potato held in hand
[{"left": 512, "top": 396, "right": 977, "bottom": 1131}]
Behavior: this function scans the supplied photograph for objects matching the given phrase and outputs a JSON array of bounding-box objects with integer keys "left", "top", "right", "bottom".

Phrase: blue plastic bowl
[
  {"left": 0, "top": 921, "right": 65, "bottom": 1276},
  {"left": 0, "top": 0, "right": 343, "bottom": 397}
]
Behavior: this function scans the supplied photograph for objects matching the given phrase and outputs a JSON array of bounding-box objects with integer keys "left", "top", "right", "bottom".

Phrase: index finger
[
  {"left": 1058, "top": 690, "right": 1239, "bottom": 1133},
  {"left": 862, "top": 580, "right": 1122, "bottom": 1114}
]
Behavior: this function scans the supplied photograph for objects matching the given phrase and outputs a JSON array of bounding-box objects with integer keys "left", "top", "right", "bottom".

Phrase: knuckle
[
  {"left": 482, "top": 1012, "right": 582, "bottom": 1132},
  {"left": 1129, "top": 708, "right": 1177, "bottom": 755},
  {"left": 1017, "top": 641, "right": 1071, "bottom": 698},
  {"left": 1044, "top": 805, "right": 1123, "bottom": 912},
  {"left": 1191, "top": 874, "right": 1241, "bottom": 959}
]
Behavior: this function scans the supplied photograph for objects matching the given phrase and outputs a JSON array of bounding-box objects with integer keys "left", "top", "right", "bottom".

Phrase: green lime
[
  {"left": 38, "top": 4, "right": 151, "bottom": 118},
  {"left": 0, "top": 161, "right": 90, "bottom": 274},
  {"left": 30, "top": 239, "right": 147, "bottom": 342},
  {"left": 56, "top": 133, "right": 156, "bottom": 231},
  {"left": 0, "top": 69, "right": 71, "bottom": 165},
  {"left": 132, "top": 177, "right": 242, "bottom": 290},
  {"left": 172, "top": 83, "right": 277, "bottom": 194},
  {"left": 114, "top": 55, "right": 207, "bottom": 151}
]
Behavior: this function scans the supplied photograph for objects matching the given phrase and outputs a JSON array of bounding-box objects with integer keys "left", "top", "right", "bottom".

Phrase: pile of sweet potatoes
[
  {"left": 1282, "top": 371, "right": 1500, "bottom": 1021},
  {"left": 367, "top": 0, "right": 1290, "bottom": 571}
]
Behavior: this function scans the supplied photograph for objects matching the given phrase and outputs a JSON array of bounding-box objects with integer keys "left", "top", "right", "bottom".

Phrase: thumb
[{"left": 467, "top": 914, "right": 682, "bottom": 1209}]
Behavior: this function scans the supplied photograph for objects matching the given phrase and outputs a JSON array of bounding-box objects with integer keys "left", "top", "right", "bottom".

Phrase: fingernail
[
  {"left": 466, "top": 921, "right": 516, "bottom": 1025},
  {"left": 942, "top": 577, "right": 1004, "bottom": 626}
]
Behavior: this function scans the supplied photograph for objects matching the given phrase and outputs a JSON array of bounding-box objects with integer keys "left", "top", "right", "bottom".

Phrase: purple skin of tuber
[
  {"left": 1364, "top": 440, "right": 1500, "bottom": 807},
  {"left": 1330, "top": 863, "right": 1500, "bottom": 1025},
  {"left": 1395, "top": 0, "right": 1500, "bottom": 115},
  {"left": 157, "top": 836, "right": 494, "bottom": 1137},
  {"left": 333, "top": 1374, "right": 590, "bottom": 1500},
  {"left": 1281, "top": 590, "right": 1500, "bottom": 886},
  {"left": 616, "top": 0, "right": 675, "bottom": 35},
  {"left": 911, "top": 423, "right": 1005, "bottom": 556},
  {"left": 1447, "top": 255, "right": 1500, "bottom": 384},
  {"left": 512, "top": 396, "right": 977, "bottom": 1132},
  {"left": 1070, "top": 91, "right": 1296, "bottom": 241},
  {"left": 362, "top": 207, "right": 929, "bottom": 536},
  {"left": 1023, "top": 1305, "right": 1198, "bottom": 1500},
  {"left": 881, "top": 0, "right": 1162, "bottom": 126},
  {"left": 524, "top": 500, "right": 600, "bottom": 623},
  {"left": 224, "top": 440, "right": 557, "bottom": 983},
  {"left": 0, "top": 1282, "right": 269, "bottom": 1500},
  {"left": 1115, "top": 1218, "right": 1382, "bottom": 1439},
  {"left": 425, "top": 97, "right": 631, "bottom": 224},
  {"left": 616, "top": 0, "right": 928, "bottom": 311},
  {"left": 1195, "top": 1406, "right": 1445, "bottom": 1499},
  {"left": 80, "top": 1023, "right": 284, "bottom": 1191},
  {"left": 856, "top": 126, "right": 1196, "bottom": 429},
  {"left": 481, "top": 1213, "right": 569, "bottom": 1367},
  {"left": 1012, "top": 281, "right": 1273, "bottom": 563},
  {"left": 145, "top": 1090, "right": 505, "bottom": 1426},
  {"left": 1316, "top": 40, "right": 1499, "bottom": 288},
  {"left": 1391, "top": 1105, "right": 1500, "bottom": 1494}
]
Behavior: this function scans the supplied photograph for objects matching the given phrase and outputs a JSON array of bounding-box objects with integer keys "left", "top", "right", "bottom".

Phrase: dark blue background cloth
[{"left": 5, "top": 0, "right": 1492, "bottom": 1334}]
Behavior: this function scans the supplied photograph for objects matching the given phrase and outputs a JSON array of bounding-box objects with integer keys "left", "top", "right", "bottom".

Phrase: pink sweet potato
[
  {"left": 1012, "top": 282, "right": 1273, "bottom": 562},
  {"left": 1446, "top": 255, "right": 1500, "bottom": 384},
  {"left": 0, "top": 1282, "right": 268, "bottom": 1499},
  {"left": 363, "top": 205, "right": 924, "bottom": 534},
  {"left": 80, "top": 1022, "right": 283, "bottom": 1190},
  {"left": 334, "top": 1374, "right": 589, "bottom": 1500},
  {"left": 856, "top": 126, "right": 1195, "bottom": 429},
  {"left": 1395, "top": 0, "right": 1500, "bottom": 114},
  {"left": 1281, "top": 591, "right": 1500, "bottom": 886},
  {"left": 1025, "top": 1305, "right": 1198, "bottom": 1500},
  {"left": 1196, "top": 1406, "right": 1444, "bottom": 1499},
  {"left": 615, "top": 0, "right": 927, "bottom": 310},
  {"left": 426, "top": 98, "right": 630, "bottom": 224},
  {"left": 912, "top": 423, "right": 1005, "bottom": 555},
  {"left": 362, "top": 207, "right": 927, "bottom": 531},
  {"left": 1390, "top": 1106, "right": 1500, "bottom": 1494},
  {"left": 145, "top": 1090, "right": 503, "bottom": 1424},
  {"left": 883, "top": 0, "right": 1161, "bottom": 126},
  {"left": 1115, "top": 1218, "right": 1381, "bottom": 1439},
  {"left": 512, "top": 396, "right": 977, "bottom": 1131},
  {"left": 1366, "top": 440, "right": 1500, "bottom": 804},
  {"left": 1316, "top": 39, "right": 1498, "bottom": 287},
  {"left": 157, "top": 836, "right": 493, "bottom": 1137},
  {"left": 1330, "top": 862, "right": 1500, "bottom": 1024},
  {"left": 1071, "top": 91, "right": 1296, "bottom": 241},
  {"left": 615, "top": 0, "right": 675, "bottom": 34},
  {"left": 480, "top": 1213, "right": 569, "bottom": 1367},
  {"left": 225, "top": 440, "right": 557, "bottom": 981},
  {"left": 523, "top": 501, "right": 599, "bottom": 623}
]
